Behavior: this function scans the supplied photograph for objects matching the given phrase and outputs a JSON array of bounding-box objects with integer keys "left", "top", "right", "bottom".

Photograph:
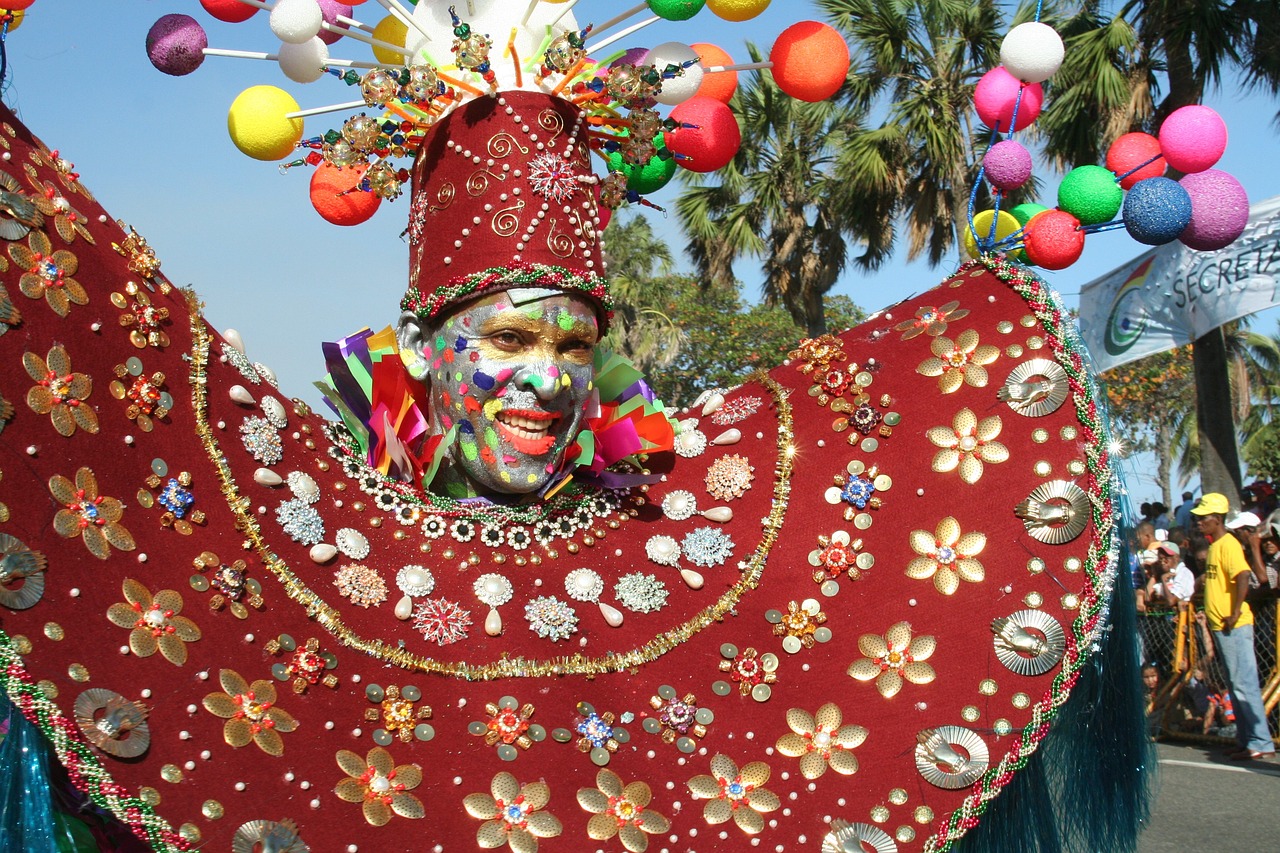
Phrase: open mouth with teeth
[{"left": 494, "top": 408, "right": 562, "bottom": 455}]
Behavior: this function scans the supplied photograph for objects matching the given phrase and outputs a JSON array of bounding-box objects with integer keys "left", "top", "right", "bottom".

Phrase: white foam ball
[
  {"left": 271, "top": 0, "right": 324, "bottom": 45},
  {"left": 278, "top": 37, "right": 330, "bottom": 84},
  {"left": 1000, "top": 21, "right": 1064, "bottom": 84},
  {"left": 645, "top": 41, "right": 704, "bottom": 106}
]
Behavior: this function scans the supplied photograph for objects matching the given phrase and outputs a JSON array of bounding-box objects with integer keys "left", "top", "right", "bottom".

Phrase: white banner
[{"left": 1077, "top": 194, "right": 1280, "bottom": 372}]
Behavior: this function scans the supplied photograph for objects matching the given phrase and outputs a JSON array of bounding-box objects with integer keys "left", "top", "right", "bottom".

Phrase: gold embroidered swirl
[
  {"left": 545, "top": 218, "right": 575, "bottom": 258},
  {"left": 487, "top": 131, "right": 529, "bottom": 159},
  {"left": 466, "top": 168, "right": 505, "bottom": 197},
  {"left": 492, "top": 200, "right": 525, "bottom": 238},
  {"left": 538, "top": 109, "right": 564, "bottom": 145},
  {"left": 428, "top": 181, "right": 455, "bottom": 213}
]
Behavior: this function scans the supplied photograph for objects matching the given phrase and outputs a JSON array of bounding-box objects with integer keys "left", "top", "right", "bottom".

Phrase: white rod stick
[
  {"left": 466, "top": 0, "right": 476, "bottom": 15},
  {"left": 584, "top": 15, "right": 660, "bottom": 56},
  {"left": 521, "top": 0, "right": 541, "bottom": 26},
  {"left": 285, "top": 99, "right": 366, "bottom": 120},
  {"left": 326, "top": 58, "right": 381, "bottom": 69},
  {"left": 234, "top": 0, "right": 272, "bottom": 9},
  {"left": 372, "top": 0, "right": 434, "bottom": 44},
  {"left": 321, "top": 21, "right": 415, "bottom": 58},
  {"left": 336, "top": 15, "right": 374, "bottom": 33},
  {"left": 550, "top": 0, "right": 583, "bottom": 28},
  {"left": 704, "top": 61, "right": 773, "bottom": 72},
  {"left": 203, "top": 48, "right": 278, "bottom": 61},
  {"left": 589, "top": 2, "right": 646, "bottom": 38}
]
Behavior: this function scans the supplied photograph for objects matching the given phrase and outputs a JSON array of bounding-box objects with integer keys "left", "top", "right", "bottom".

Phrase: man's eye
[{"left": 490, "top": 331, "right": 523, "bottom": 349}]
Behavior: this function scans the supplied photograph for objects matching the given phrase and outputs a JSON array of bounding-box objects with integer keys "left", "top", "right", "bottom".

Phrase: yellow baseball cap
[{"left": 1190, "top": 492, "right": 1230, "bottom": 515}]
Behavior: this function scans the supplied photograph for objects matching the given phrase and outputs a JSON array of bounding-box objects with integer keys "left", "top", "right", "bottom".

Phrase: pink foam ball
[
  {"left": 983, "top": 140, "right": 1032, "bottom": 190},
  {"left": 316, "top": 1, "right": 354, "bottom": 45},
  {"left": 147, "top": 14, "right": 208, "bottom": 77},
  {"left": 1106, "top": 132, "right": 1164, "bottom": 189},
  {"left": 1159, "top": 105, "right": 1228, "bottom": 174},
  {"left": 974, "top": 67, "right": 1043, "bottom": 132},
  {"left": 664, "top": 96, "right": 742, "bottom": 173},
  {"left": 1178, "top": 169, "right": 1249, "bottom": 251}
]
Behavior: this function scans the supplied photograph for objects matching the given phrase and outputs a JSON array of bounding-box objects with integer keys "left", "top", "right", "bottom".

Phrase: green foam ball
[
  {"left": 649, "top": 0, "right": 706, "bottom": 21},
  {"left": 605, "top": 133, "right": 678, "bottom": 194},
  {"left": 1057, "top": 164, "right": 1123, "bottom": 225}
]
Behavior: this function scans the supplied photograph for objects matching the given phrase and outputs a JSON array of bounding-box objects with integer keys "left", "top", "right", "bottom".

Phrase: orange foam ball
[
  {"left": 770, "top": 21, "right": 849, "bottom": 102},
  {"left": 691, "top": 43, "right": 738, "bottom": 103},
  {"left": 310, "top": 163, "right": 381, "bottom": 226}
]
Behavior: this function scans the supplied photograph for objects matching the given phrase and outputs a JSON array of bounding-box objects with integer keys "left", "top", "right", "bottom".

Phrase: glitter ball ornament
[
  {"left": 146, "top": 14, "right": 208, "bottom": 77},
  {"left": 1158, "top": 105, "right": 1228, "bottom": 174},
  {"left": 1057, "top": 165, "right": 1123, "bottom": 226},
  {"left": 1178, "top": 169, "right": 1250, "bottom": 251},
  {"left": 1023, "top": 209, "right": 1085, "bottom": 270},
  {"left": 973, "top": 67, "right": 1043, "bottom": 132},
  {"left": 1122, "top": 177, "right": 1193, "bottom": 245},
  {"left": 999, "top": 22, "right": 1064, "bottom": 84},
  {"left": 770, "top": 21, "right": 850, "bottom": 103},
  {"left": 1106, "top": 132, "right": 1165, "bottom": 190},
  {"left": 983, "top": 140, "right": 1032, "bottom": 191}
]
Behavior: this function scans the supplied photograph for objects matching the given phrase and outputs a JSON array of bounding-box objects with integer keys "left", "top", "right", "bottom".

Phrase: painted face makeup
[{"left": 419, "top": 288, "right": 600, "bottom": 496}]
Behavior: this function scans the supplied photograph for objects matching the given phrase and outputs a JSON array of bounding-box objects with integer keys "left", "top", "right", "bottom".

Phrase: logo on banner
[{"left": 1103, "top": 258, "right": 1154, "bottom": 356}]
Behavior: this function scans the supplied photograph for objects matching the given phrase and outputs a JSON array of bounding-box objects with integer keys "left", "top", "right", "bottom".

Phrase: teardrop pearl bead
[
  {"left": 253, "top": 467, "right": 283, "bottom": 487},
  {"left": 309, "top": 543, "right": 338, "bottom": 563},
  {"left": 679, "top": 568, "right": 704, "bottom": 590},
  {"left": 229, "top": 384, "right": 255, "bottom": 405},
  {"left": 394, "top": 595, "right": 413, "bottom": 620},
  {"left": 599, "top": 601, "right": 625, "bottom": 628},
  {"left": 702, "top": 506, "right": 733, "bottom": 523},
  {"left": 485, "top": 608, "right": 503, "bottom": 636},
  {"left": 701, "top": 393, "right": 725, "bottom": 416},
  {"left": 222, "top": 328, "right": 245, "bottom": 354},
  {"left": 712, "top": 428, "right": 741, "bottom": 445}
]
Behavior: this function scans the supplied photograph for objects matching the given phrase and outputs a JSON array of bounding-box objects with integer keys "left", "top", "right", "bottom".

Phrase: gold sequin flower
[
  {"left": 773, "top": 599, "right": 827, "bottom": 649},
  {"left": 202, "top": 669, "right": 299, "bottom": 756},
  {"left": 686, "top": 754, "right": 780, "bottom": 835},
  {"left": 775, "top": 703, "right": 867, "bottom": 779},
  {"left": 926, "top": 408, "right": 1008, "bottom": 484},
  {"left": 464, "top": 771, "right": 563, "bottom": 852},
  {"left": 847, "top": 621, "right": 937, "bottom": 698},
  {"left": 916, "top": 330, "right": 1000, "bottom": 393},
  {"left": 334, "top": 746, "right": 425, "bottom": 827},
  {"left": 894, "top": 300, "right": 968, "bottom": 340},
  {"left": 905, "top": 516, "right": 986, "bottom": 595},
  {"left": 9, "top": 229, "right": 86, "bottom": 316},
  {"left": 105, "top": 578, "right": 201, "bottom": 666},
  {"left": 24, "top": 344, "right": 98, "bottom": 436},
  {"left": 49, "top": 467, "right": 135, "bottom": 559},
  {"left": 578, "top": 769, "right": 670, "bottom": 852}
]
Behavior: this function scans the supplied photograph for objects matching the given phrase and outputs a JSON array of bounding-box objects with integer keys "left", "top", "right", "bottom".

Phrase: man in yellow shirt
[{"left": 1193, "top": 493, "right": 1275, "bottom": 759}]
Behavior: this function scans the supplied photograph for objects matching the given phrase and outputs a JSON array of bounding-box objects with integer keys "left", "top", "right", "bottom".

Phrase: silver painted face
[{"left": 411, "top": 289, "right": 600, "bottom": 496}]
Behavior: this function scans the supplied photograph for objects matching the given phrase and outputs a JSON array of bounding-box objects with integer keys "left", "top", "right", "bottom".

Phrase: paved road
[{"left": 1139, "top": 740, "right": 1280, "bottom": 852}]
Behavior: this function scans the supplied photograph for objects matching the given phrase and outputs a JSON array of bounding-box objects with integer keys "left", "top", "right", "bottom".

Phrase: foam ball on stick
[
  {"left": 2, "top": 9, "right": 23, "bottom": 30},
  {"left": 974, "top": 67, "right": 1043, "bottom": 132},
  {"left": 770, "top": 22, "right": 850, "bottom": 102},
  {"left": 1106, "top": 132, "right": 1164, "bottom": 189},
  {"left": 311, "top": 163, "right": 381, "bottom": 226},
  {"left": 1178, "top": 169, "right": 1249, "bottom": 251},
  {"left": 147, "top": 14, "right": 208, "bottom": 77},
  {"left": 983, "top": 140, "right": 1032, "bottom": 191},
  {"left": 0, "top": 0, "right": 33, "bottom": 10},
  {"left": 645, "top": 42, "right": 704, "bottom": 106},
  {"left": 316, "top": 1, "right": 354, "bottom": 46},
  {"left": 278, "top": 37, "right": 331, "bottom": 84},
  {"left": 271, "top": 0, "right": 325, "bottom": 45},
  {"left": 649, "top": 0, "right": 707, "bottom": 20},
  {"left": 1024, "top": 210, "right": 1085, "bottom": 270},
  {"left": 227, "top": 86, "right": 305, "bottom": 162},
  {"left": 606, "top": 134, "right": 679, "bottom": 194},
  {"left": 1009, "top": 202, "right": 1048, "bottom": 263},
  {"left": 707, "top": 0, "right": 771, "bottom": 22},
  {"left": 962, "top": 209, "right": 1021, "bottom": 258},
  {"left": 201, "top": 0, "right": 259, "bottom": 23},
  {"left": 1000, "top": 22, "right": 1064, "bottom": 83},
  {"left": 370, "top": 14, "right": 408, "bottom": 65},
  {"left": 1122, "top": 177, "right": 1192, "bottom": 245},
  {"left": 692, "top": 43, "right": 738, "bottom": 103},
  {"left": 1057, "top": 164, "right": 1123, "bottom": 225},
  {"left": 664, "top": 96, "right": 741, "bottom": 173},
  {"left": 1158, "top": 105, "right": 1228, "bottom": 174}
]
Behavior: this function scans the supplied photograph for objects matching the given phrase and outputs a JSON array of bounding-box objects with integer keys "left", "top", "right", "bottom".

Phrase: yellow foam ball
[
  {"left": 707, "top": 0, "right": 771, "bottom": 22},
  {"left": 371, "top": 14, "right": 408, "bottom": 66},
  {"left": 6, "top": 10, "right": 24, "bottom": 31},
  {"left": 227, "top": 86, "right": 304, "bottom": 162},
  {"left": 963, "top": 209, "right": 1022, "bottom": 258}
]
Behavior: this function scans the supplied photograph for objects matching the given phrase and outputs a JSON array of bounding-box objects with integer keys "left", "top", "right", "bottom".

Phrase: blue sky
[{"left": 4, "top": 1, "right": 1279, "bottom": 504}]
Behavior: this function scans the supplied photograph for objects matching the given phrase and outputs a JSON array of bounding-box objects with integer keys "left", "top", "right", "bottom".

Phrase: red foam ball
[
  {"left": 974, "top": 67, "right": 1043, "bottom": 132},
  {"left": 1023, "top": 209, "right": 1085, "bottom": 270},
  {"left": 770, "top": 21, "right": 849, "bottom": 102},
  {"left": 201, "top": 0, "right": 259, "bottom": 23},
  {"left": 310, "top": 163, "right": 381, "bottom": 226},
  {"left": 3, "top": 0, "right": 35, "bottom": 10},
  {"left": 1106, "top": 132, "right": 1164, "bottom": 190},
  {"left": 664, "top": 96, "right": 742, "bottom": 173},
  {"left": 691, "top": 42, "right": 738, "bottom": 104}
]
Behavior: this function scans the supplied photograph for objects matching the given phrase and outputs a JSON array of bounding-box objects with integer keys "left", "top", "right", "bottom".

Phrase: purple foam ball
[
  {"left": 983, "top": 140, "right": 1033, "bottom": 190},
  {"left": 1179, "top": 169, "right": 1249, "bottom": 251},
  {"left": 1123, "top": 177, "right": 1192, "bottom": 245},
  {"left": 316, "top": 0, "right": 354, "bottom": 46},
  {"left": 146, "top": 14, "right": 207, "bottom": 77}
]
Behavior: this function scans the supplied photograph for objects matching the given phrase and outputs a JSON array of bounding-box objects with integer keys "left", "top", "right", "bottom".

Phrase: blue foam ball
[{"left": 1123, "top": 177, "right": 1193, "bottom": 245}]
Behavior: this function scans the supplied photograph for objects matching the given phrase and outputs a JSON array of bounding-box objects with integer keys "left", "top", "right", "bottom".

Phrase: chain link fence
[{"left": 1141, "top": 595, "right": 1279, "bottom": 745}]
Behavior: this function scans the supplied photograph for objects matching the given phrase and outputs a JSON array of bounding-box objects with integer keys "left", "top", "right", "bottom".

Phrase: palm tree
[
  {"left": 600, "top": 212, "right": 682, "bottom": 375},
  {"left": 675, "top": 49, "right": 895, "bottom": 337}
]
